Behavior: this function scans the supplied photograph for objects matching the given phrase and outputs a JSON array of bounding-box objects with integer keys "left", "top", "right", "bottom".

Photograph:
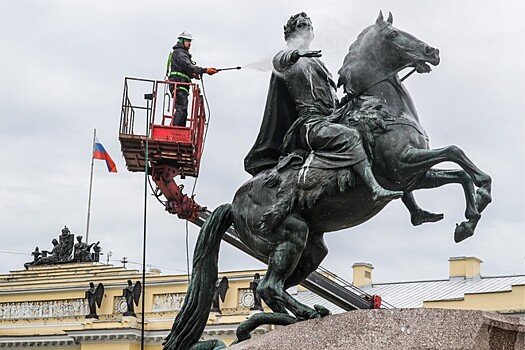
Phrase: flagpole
[{"left": 86, "top": 128, "right": 96, "bottom": 243}]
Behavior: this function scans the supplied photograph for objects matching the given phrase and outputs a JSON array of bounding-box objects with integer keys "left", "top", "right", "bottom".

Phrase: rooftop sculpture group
[
  {"left": 24, "top": 226, "right": 102, "bottom": 269},
  {"left": 162, "top": 10, "right": 492, "bottom": 350}
]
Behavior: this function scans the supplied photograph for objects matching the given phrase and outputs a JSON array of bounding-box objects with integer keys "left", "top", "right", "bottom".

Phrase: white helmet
[{"left": 178, "top": 31, "right": 193, "bottom": 40}]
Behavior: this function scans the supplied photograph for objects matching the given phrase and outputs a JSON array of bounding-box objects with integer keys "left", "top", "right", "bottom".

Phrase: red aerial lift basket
[{"left": 118, "top": 77, "right": 207, "bottom": 178}]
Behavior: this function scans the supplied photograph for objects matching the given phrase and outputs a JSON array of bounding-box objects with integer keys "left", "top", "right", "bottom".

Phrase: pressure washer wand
[{"left": 217, "top": 66, "right": 242, "bottom": 72}]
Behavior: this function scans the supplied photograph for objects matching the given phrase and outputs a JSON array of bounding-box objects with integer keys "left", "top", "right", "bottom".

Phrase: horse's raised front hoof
[
  {"left": 411, "top": 210, "right": 444, "bottom": 226},
  {"left": 454, "top": 221, "right": 475, "bottom": 243},
  {"left": 475, "top": 187, "right": 492, "bottom": 213}
]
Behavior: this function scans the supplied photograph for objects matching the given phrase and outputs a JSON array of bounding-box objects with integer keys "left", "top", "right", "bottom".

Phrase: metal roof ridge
[
  {"left": 479, "top": 274, "right": 525, "bottom": 279},
  {"left": 371, "top": 278, "right": 450, "bottom": 286},
  {"left": 368, "top": 274, "right": 525, "bottom": 287}
]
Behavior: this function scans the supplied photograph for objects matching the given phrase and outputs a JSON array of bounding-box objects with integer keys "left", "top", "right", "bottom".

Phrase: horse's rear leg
[
  {"left": 284, "top": 233, "right": 328, "bottom": 290},
  {"left": 402, "top": 146, "right": 492, "bottom": 213},
  {"left": 281, "top": 233, "right": 331, "bottom": 317},
  {"left": 411, "top": 168, "right": 480, "bottom": 242},
  {"left": 256, "top": 215, "right": 320, "bottom": 320}
]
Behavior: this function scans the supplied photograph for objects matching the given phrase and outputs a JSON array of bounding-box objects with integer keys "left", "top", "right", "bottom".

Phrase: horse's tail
[{"left": 163, "top": 204, "right": 233, "bottom": 350}]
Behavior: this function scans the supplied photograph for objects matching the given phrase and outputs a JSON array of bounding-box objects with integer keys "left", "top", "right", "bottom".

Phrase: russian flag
[{"left": 93, "top": 137, "right": 117, "bottom": 173}]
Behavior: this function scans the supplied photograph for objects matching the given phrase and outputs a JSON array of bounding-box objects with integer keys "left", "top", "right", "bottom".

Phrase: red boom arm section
[{"left": 151, "top": 164, "right": 205, "bottom": 220}]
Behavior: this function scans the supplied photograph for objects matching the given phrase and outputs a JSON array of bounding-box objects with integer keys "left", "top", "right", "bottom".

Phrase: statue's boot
[
  {"left": 353, "top": 160, "right": 403, "bottom": 203},
  {"left": 371, "top": 186, "right": 404, "bottom": 203},
  {"left": 410, "top": 209, "right": 444, "bottom": 226}
]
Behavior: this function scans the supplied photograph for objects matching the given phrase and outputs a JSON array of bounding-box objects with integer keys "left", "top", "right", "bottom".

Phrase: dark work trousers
[{"left": 173, "top": 88, "right": 189, "bottom": 126}]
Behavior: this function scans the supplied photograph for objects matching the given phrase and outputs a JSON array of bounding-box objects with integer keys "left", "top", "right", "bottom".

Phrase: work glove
[{"left": 206, "top": 68, "right": 218, "bottom": 75}]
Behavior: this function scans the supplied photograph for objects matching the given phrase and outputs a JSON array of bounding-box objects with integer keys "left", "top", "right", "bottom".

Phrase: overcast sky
[{"left": 1, "top": 0, "right": 523, "bottom": 287}]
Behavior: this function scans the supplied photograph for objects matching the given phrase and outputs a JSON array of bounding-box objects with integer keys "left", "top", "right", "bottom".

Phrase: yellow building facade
[
  {"left": 353, "top": 256, "right": 525, "bottom": 316},
  {"left": 0, "top": 263, "right": 270, "bottom": 349},
  {"left": 2, "top": 255, "right": 523, "bottom": 348}
]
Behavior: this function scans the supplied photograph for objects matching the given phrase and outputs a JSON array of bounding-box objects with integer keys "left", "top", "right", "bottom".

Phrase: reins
[
  {"left": 400, "top": 68, "right": 417, "bottom": 82},
  {"left": 353, "top": 63, "right": 416, "bottom": 98}
]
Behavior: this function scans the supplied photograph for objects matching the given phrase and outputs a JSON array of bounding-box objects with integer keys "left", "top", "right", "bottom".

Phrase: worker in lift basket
[{"left": 166, "top": 31, "right": 218, "bottom": 126}]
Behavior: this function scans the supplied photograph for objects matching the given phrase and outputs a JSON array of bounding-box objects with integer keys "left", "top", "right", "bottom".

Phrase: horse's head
[{"left": 338, "top": 11, "right": 440, "bottom": 96}]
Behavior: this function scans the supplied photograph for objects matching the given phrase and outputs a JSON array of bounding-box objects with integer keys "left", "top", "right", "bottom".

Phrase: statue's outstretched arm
[
  {"left": 273, "top": 49, "right": 322, "bottom": 72},
  {"left": 294, "top": 49, "right": 322, "bottom": 60}
]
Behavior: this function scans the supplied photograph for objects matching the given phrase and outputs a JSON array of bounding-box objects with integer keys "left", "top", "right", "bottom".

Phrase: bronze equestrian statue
[{"left": 163, "top": 11, "right": 492, "bottom": 350}]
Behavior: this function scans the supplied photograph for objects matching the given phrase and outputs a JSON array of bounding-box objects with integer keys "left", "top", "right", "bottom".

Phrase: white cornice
[
  {"left": 0, "top": 335, "right": 77, "bottom": 348},
  {"left": 0, "top": 321, "right": 82, "bottom": 329},
  {"left": 66, "top": 328, "right": 144, "bottom": 343}
]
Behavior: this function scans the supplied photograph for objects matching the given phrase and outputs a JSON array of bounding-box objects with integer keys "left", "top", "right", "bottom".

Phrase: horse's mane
[
  {"left": 343, "top": 25, "right": 374, "bottom": 68},
  {"left": 337, "top": 25, "right": 374, "bottom": 94}
]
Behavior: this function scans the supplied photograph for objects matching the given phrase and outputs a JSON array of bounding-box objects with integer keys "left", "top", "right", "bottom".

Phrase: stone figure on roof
[
  {"left": 85, "top": 282, "right": 104, "bottom": 319},
  {"left": 122, "top": 280, "right": 141, "bottom": 317}
]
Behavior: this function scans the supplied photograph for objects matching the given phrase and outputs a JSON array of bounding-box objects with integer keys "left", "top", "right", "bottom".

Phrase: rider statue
[
  {"left": 244, "top": 12, "right": 403, "bottom": 203},
  {"left": 245, "top": 12, "right": 443, "bottom": 224}
]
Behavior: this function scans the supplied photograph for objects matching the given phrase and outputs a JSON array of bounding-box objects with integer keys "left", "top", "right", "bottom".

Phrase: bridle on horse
[{"left": 352, "top": 63, "right": 417, "bottom": 99}]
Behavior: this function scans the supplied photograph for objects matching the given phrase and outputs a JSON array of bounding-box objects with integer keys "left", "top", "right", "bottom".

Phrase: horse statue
[{"left": 163, "top": 11, "right": 492, "bottom": 350}]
